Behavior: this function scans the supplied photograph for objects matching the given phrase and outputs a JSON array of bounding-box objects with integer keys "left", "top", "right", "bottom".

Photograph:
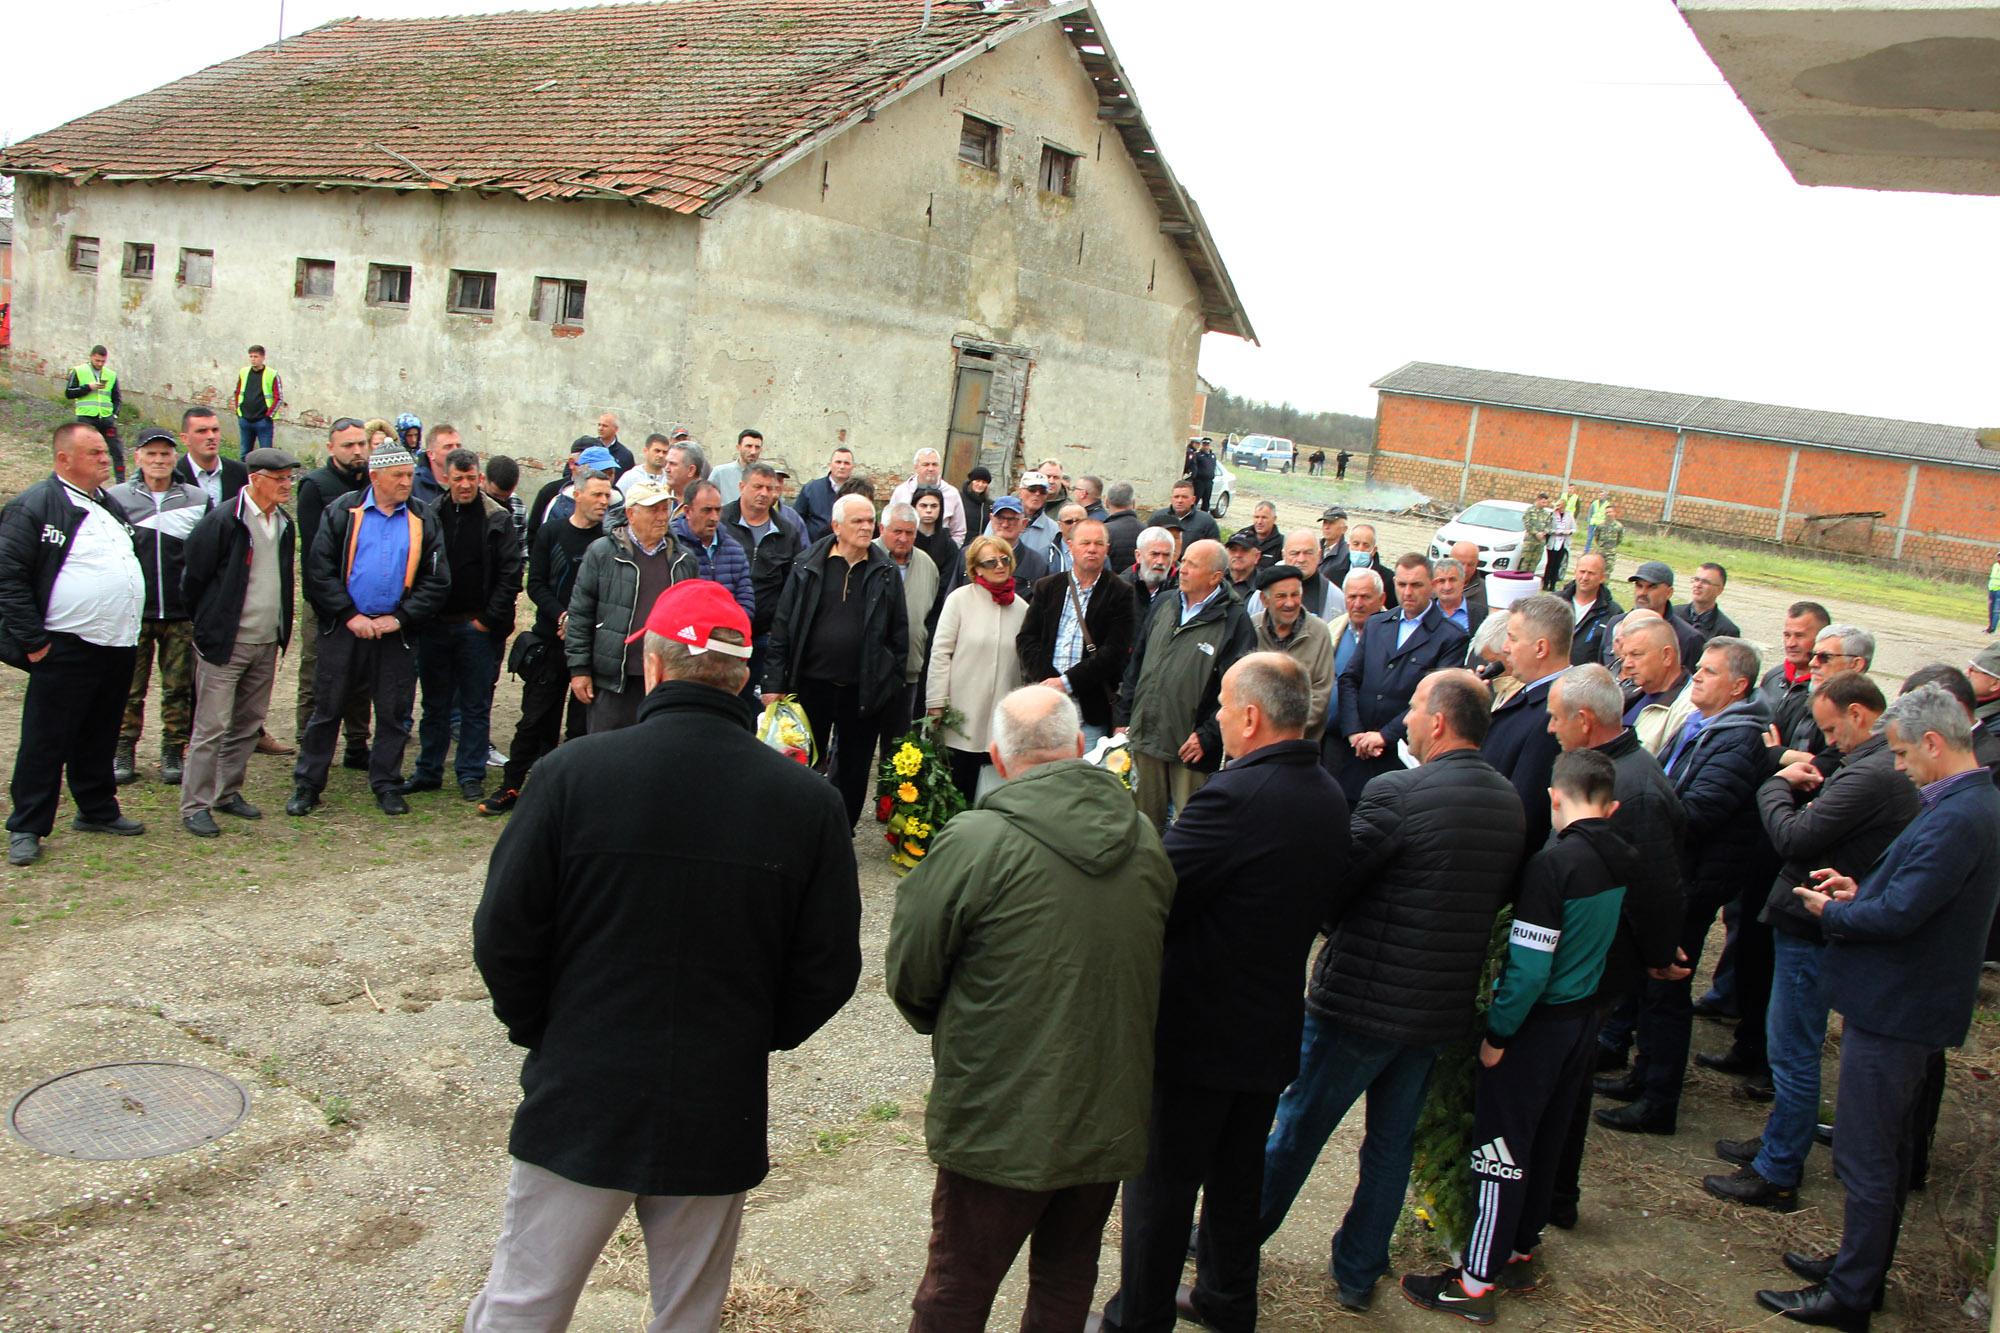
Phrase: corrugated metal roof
[
  {"left": 1373, "top": 361, "right": 1998, "bottom": 472},
  {"left": 0, "top": 0, "right": 1252, "bottom": 339}
]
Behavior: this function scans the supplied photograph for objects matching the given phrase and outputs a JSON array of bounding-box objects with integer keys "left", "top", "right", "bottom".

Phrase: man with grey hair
[
  {"left": 875, "top": 501, "right": 939, "bottom": 745},
  {"left": 1323, "top": 566, "right": 1387, "bottom": 777},
  {"left": 1100, "top": 654, "right": 1349, "bottom": 1332},
  {"left": 1116, "top": 539, "right": 1256, "bottom": 831},
  {"left": 889, "top": 684, "right": 1174, "bottom": 1330},
  {"left": 469, "top": 579, "right": 861, "bottom": 1333},
  {"left": 1485, "top": 592, "right": 1573, "bottom": 853},
  {"left": 1758, "top": 684, "right": 2000, "bottom": 1330},
  {"left": 664, "top": 440, "right": 707, "bottom": 510},
  {"left": 1229, "top": 500, "right": 1284, "bottom": 569},
  {"left": 889, "top": 447, "right": 967, "bottom": 544},
  {"left": 1102, "top": 481, "right": 1142, "bottom": 573},
  {"left": 1430, "top": 557, "right": 1472, "bottom": 633},
  {"left": 1124, "top": 526, "right": 1178, "bottom": 613},
  {"left": 1450, "top": 539, "right": 1489, "bottom": 629}
]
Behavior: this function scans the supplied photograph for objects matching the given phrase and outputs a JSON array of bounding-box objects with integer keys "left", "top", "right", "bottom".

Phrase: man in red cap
[{"left": 470, "top": 578, "right": 862, "bottom": 1330}]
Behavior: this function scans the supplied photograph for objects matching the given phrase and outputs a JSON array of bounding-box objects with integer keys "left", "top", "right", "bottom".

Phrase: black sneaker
[
  {"left": 1400, "top": 1269, "right": 1496, "bottom": 1325},
  {"left": 285, "top": 787, "right": 320, "bottom": 817},
  {"left": 1494, "top": 1254, "right": 1541, "bottom": 1293},
  {"left": 1703, "top": 1165, "right": 1800, "bottom": 1213},
  {"left": 376, "top": 790, "right": 411, "bottom": 816},
  {"left": 181, "top": 810, "right": 222, "bottom": 839},
  {"left": 478, "top": 788, "right": 519, "bottom": 816},
  {"left": 458, "top": 780, "right": 484, "bottom": 802},
  {"left": 213, "top": 794, "right": 262, "bottom": 820},
  {"left": 397, "top": 776, "right": 443, "bottom": 795},
  {"left": 1716, "top": 1135, "right": 1762, "bottom": 1167},
  {"left": 73, "top": 814, "right": 145, "bottom": 836}
]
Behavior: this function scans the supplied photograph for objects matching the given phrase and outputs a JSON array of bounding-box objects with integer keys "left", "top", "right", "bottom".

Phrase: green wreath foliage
[{"left": 1407, "top": 907, "right": 1513, "bottom": 1254}]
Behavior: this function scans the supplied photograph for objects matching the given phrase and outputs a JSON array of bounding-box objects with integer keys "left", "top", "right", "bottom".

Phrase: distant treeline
[{"left": 1204, "top": 387, "right": 1375, "bottom": 454}]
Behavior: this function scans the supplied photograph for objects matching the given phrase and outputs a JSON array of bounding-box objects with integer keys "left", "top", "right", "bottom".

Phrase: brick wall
[{"left": 1372, "top": 391, "right": 1998, "bottom": 576}]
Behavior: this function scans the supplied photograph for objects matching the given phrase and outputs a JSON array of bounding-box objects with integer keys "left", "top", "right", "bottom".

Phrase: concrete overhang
[{"left": 1678, "top": 0, "right": 2000, "bottom": 195}]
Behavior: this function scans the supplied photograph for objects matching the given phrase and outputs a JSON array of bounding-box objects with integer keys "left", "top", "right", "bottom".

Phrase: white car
[
  {"left": 1211, "top": 461, "right": 1237, "bottom": 519},
  {"left": 1430, "top": 499, "right": 1531, "bottom": 572}
]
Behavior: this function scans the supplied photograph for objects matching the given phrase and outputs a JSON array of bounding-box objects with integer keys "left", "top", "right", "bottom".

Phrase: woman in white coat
[{"left": 926, "top": 535, "right": 1028, "bottom": 799}]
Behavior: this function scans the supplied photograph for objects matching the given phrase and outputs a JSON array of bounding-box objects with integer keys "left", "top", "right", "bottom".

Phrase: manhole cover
[{"left": 9, "top": 1062, "right": 250, "bottom": 1160}]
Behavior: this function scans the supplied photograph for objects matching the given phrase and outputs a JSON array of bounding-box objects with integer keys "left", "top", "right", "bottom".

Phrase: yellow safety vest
[
  {"left": 72, "top": 365, "right": 115, "bottom": 417},
  {"left": 236, "top": 365, "right": 277, "bottom": 412}
]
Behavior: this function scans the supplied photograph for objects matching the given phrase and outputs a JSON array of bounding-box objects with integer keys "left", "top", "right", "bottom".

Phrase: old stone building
[
  {"left": 0, "top": 0, "right": 1251, "bottom": 488},
  {"left": 1370, "top": 362, "right": 2000, "bottom": 573}
]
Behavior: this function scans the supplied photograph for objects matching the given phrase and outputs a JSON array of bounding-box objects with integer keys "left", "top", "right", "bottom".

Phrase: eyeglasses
[
  {"left": 975, "top": 556, "right": 1011, "bottom": 571},
  {"left": 1808, "top": 651, "right": 1848, "bottom": 664},
  {"left": 1058, "top": 517, "right": 1079, "bottom": 527}
]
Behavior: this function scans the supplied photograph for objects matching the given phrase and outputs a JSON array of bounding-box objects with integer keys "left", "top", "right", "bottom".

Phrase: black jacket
[
  {"left": 1307, "top": 748, "right": 1525, "bottom": 1045},
  {"left": 172, "top": 454, "right": 248, "bottom": 505},
  {"left": 293, "top": 459, "right": 366, "bottom": 568},
  {"left": 1599, "top": 608, "right": 1703, "bottom": 676},
  {"left": 1158, "top": 741, "right": 1351, "bottom": 1092},
  {"left": 1102, "top": 509, "right": 1142, "bottom": 575},
  {"left": 1482, "top": 672, "right": 1562, "bottom": 857},
  {"left": 439, "top": 493, "right": 526, "bottom": 637},
  {"left": 1759, "top": 663, "right": 1818, "bottom": 753},
  {"left": 1230, "top": 524, "right": 1284, "bottom": 569},
  {"left": 719, "top": 500, "right": 808, "bottom": 639},
  {"left": 524, "top": 515, "right": 594, "bottom": 641},
  {"left": 1557, "top": 582, "right": 1622, "bottom": 665},
  {"left": 1148, "top": 506, "right": 1219, "bottom": 547},
  {"left": 1016, "top": 572, "right": 1139, "bottom": 729},
  {"left": 1673, "top": 601, "right": 1740, "bottom": 649},
  {"left": 0, "top": 474, "right": 134, "bottom": 665},
  {"left": 304, "top": 493, "right": 451, "bottom": 631},
  {"left": 1757, "top": 734, "right": 1920, "bottom": 942},
  {"left": 525, "top": 474, "right": 568, "bottom": 553},
  {"left": 473, "top": 683, "right": 861, "bottom": 1194},
  {"left": 182, "top": 491, "right": 297, "bottom": 664},
  {"left": 1594, "top": 729, "right": 1686, "bottom": 1000},
  {"left": 1664, "top": 699, "right": 1779, "bottom": 911},
  {"left": 762, "top": 537, "right": 910, "bottom": 715}
]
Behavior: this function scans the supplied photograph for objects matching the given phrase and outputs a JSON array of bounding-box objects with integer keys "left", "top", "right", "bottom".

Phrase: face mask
[{"left": 1349, "top": 551, "right": 1368, "bottom": 568}]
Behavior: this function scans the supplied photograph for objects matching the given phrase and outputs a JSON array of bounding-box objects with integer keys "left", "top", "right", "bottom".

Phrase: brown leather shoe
[{"left": 255, "top": 731, "right": 296, "bottom": 756}]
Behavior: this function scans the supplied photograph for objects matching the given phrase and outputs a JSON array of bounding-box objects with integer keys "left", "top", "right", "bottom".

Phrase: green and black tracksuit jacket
[{"left": 1485, "top": 817, "right": 1636, "bottom": 1048}]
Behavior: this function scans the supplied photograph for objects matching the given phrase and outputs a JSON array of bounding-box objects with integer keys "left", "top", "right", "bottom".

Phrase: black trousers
[
  {"left": 1826, "top": 1024, "right": 1932, "bottom": 1310},
  {"left": 78, "top": 415, "right": 124, "bottom": 482},
  {"left": 1717, "top": 881, "right": 1774, "bottom": 1067},
  {"left": 293, "top": 625, "right": 417, "bottom": 795},
  {"left": 1539, "top": 544, "right": 1569, "bottom": 591},
  {"left": 1463, "top": 1008, "right": 1596, "bottom": 1282},
  {"left": 7, "top": 634, "right": 136, "bottom": 836},
  {"left": 1103, "top": 1080, "right": 1276, "bottom": 1333},
  {"left": 1549, "top": 1003, "right": 1615, "bottom": 1219},
  {"left": 498, "top": 661, "right": 585, "bottom": 792},
  {"left": 794, "top": 678, "right": 891, "bottom": 827},
  {"left": 1633, "top": 879, "right": 1738, "bottom": 1108}
]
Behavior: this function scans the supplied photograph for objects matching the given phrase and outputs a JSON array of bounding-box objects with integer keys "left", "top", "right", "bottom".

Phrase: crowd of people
[{"left": 5, "top": 397, "right": 1999, "bottom": 1333}]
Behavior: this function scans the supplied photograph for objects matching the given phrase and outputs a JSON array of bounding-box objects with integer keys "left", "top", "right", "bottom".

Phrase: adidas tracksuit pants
[{"left": 1463, "top": 1006, "right": 1597, "bottom": 1283}]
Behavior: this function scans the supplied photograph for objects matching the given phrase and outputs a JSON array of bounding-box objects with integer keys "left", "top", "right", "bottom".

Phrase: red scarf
[{"left": 975, "top": 574, "right": 1017, "bottom": 607}]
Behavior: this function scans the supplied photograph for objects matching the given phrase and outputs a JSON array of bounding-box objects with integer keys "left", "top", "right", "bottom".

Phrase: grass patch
[
  {"left": 320, "top": 1094, "right": 353, "bottom": 1127},
  {"left": 811, "top": 1127, "right": 859, "bottom": 1156},
  {"left": 864, "top": 1100, "right": 901, "bottom": 1122},
  {"left": 1621, "top": 530, "right": 1983, "bottom": 623}
]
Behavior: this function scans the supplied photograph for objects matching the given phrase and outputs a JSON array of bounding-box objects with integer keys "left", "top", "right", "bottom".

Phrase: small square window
[
  {"left": 1038, "top": 145, "right": 1078, "bottom": 197},
  {"left": 295, "top": 258, "right": 335, "bottom": 299},
  {"left": 448, "top": 269, "right": 497, "bottom": 315},
  {"left": 122, "top": 243, "right": 155, "bottom": 279},
  {"left": 532, "top": 276, "right": 587, "bottom": 326},
  {"left": 177, "top": 248, "right": 215, "bottom": 287},
  {"left": 958, "top": 115, "right": 999, "bottom": 170},
  {"left": 366, "top": 263, "right": 413, "bottom": 307},
  {"left": 69, "top": 236, "right": 100, "bottom": 273}
]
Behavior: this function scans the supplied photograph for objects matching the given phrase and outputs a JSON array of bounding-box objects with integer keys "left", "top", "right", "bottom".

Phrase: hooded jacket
[
  {"left": 1757, "top": 734, "right": 1920, "bottom": 942},
  {"left": 565, "top": 526, "right": 699, "bottom": 692},
  {"left": 474, "top": 681, "right": 861, "bottom": 1195},
  {"left": 1307, "top": 748, "right": 1525, "bottom": 1046},
  {"left": 886, "top": 759, "right": 1175, "bottom": 1190}
]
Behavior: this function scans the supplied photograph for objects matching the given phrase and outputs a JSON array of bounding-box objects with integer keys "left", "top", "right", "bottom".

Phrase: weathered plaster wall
[{"left": 7, "top": 19, "right": 1210, "bottom": 493}]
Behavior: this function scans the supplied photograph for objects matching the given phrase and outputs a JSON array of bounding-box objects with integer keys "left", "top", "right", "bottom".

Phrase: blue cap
[
  {"left": 990, "top": 495, "right": 1024, "bottom": 515},
  {"left": 576, "top": 446, "right": 618, "bottom": 473},
  {"left": 394, "top": 413, "right": 422, "bottom": 433}
]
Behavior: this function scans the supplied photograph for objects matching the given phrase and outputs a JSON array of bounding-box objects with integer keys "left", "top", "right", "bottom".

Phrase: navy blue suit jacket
[
  {"left": 1820, "top": 774, "right": 2000, "bottom": 1049},
  {"left": 1483, "top": 672, "right": 1561, "bottom": 856}
]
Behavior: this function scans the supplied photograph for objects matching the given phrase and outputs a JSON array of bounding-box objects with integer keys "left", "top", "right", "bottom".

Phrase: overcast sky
[{"left": 6, "top": 0, "right": 1998, "bottom": 428}]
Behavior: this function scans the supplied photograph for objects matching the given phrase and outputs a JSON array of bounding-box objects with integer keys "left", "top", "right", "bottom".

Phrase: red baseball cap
[{"left": 623, "top": 579, "right": 753, "bottom": 657}]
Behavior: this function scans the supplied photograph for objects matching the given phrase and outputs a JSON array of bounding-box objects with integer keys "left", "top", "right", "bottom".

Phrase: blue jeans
[
  {"left": 1259, "top": 1011, "right": 1440, "bottom": 1295},
  {"left": 1989, "top": 588, "right": 1999, "bottom": 634},
  {"left": 413, "top": 621, "right": 499, "bottom": 785},
  {"left": 237, "top": 415, "right": 274, "bottom": 456},
  {"left": 1753, "top": 932, "right": 1828, "bottom": 1188}
]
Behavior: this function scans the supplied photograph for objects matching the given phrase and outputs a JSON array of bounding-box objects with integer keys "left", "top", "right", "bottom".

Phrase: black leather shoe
[
  {"left": 1739, "top": 1071, "right": 1776, "bottom": 1103},
  {"left": 397, "top": 776, "right": 442, "bottom": 795},
  {"left": 1594, "top": 1100, "right": 1675, "bottom": 1135},
  {"left": 1814, "top": 1122, "right": 1834, "bottom": 1147},
  {"left": 1703, "top": 1165, "right": 1800, "bottom": 1212},
  {"left": 1782, "top": 1255, "right": 1883, "bottom": 1310},
  {"left": 459, "top": 780, "right": 484, "bottom": 802},
  {"left": 1593, "top": 1070, "right": 1644, "bottom": 1102},
  {"left": 1692, "top": 995, "right": 1739, "bottom": 1022},
  {"left": 213, "top": 794, "right": 262, "bottom": 820},
  {"left": 376, "top": 790, "right": 410, "bottom": 816},
  {"left": 1695, "top": 1049, "right": 1762, "bottom": 1076},
  {"left": 181, "top": 810, "right": 222, "bottom": 839},
  {"left": 1594, "top": 1043, "right": 1628, "bottom": 1073},
  {"left": 1716, "top": 1136, "right": 1762, "bottom": 1167},
  {"left": 73, "top": 814, "right": 145, "bottom": 836},
  {"left": 285, "top": 787, "right": 320, "bottom": 817},
  {"left": 1754, "top": 1283, "right": 1870, "bottom": 1330}
]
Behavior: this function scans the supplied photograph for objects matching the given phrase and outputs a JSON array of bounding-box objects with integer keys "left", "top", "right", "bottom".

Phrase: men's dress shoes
[
  {"left": 73, "top": 815, "right": 145, "bottom": 836},
  {"left": 254, "top": 732, "right": 295, "bottom": 756},
  {"left": 376, "top": 791, "right": 411, "bottom": 816},
  {"left": 1703, "top": 1165, "right": 1799, "bottom": 1212},
  {"left": 213, "top": 794, "right": 262, "bottom": 820},
  {"left": 1754, "top": 1283, "right": 1871, "bottom": 1330},
  {"left": 397, "top": 776, "right": 442, "bottom": 795},
  {"left": 1593, "top": 1100, "right": 1676, "bottom": 1135},
  {"left": 1695, "top": 1049, "right": 1763, "bottom": 1077},
  {"left": 1715, "top": 1136, "right": 1762, "bottom": 1167},
  {"left": 1594, "top": 1043, "right": 1628, "bottom": 1073},
  {"left": 182, "top": 810, "right": 222, "bottom": 839},
  {"left": 1592, "top": 1069, "right": 1644, "bottom": 1102},
  {"left": 7, "top": 833, "right": 41, "bottom": 866},
  {"left": 286, "top": 787, "right": 320, "bottom": 817},
  {"left": 1740, "top": 1071, "right": 1776, "bottom": 1103},
  {"left": 1692, "top": 994, "right": 1738, "bottom": 1021},
  {"left": 1782, "top": 1255, "right": 1884, "bottom": 1310},
  {"left": 459, "top": 780, "right": 484, "bottom": 802}
]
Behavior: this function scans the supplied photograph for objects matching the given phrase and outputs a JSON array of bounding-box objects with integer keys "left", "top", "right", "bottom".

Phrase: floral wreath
[{"left": 874, "top": 709, "right": 969, "bottom": 873}]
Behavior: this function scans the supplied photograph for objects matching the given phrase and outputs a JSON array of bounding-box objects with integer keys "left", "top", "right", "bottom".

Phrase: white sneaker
[{"left": 486, "top": 746, "right": 507, "bottom": 768}]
